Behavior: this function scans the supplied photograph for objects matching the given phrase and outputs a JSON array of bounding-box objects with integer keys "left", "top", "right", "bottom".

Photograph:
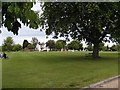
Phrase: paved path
[
  {"left": 83, "top": 76, "right": 120, "bottom": 89},
  {"left": 95, "top": 78, "right": 119, "bottom": 88}
]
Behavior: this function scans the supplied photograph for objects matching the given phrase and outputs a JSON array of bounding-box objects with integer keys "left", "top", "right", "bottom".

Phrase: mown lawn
[
  {"left": 2, "top": 51, "right": 118, "bottom": 88},
  {"left": 0, "top": 59, "right": 2, "bottom": 89}
]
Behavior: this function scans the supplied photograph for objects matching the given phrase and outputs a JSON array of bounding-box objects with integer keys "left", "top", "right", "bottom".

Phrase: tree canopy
[
  {"left": 2, "top": 2, "right": 40, "bottom": 35},
  {"left": 67, "top": 40, "right": 82, "bottom": 51},
  {"left": 56, "top": 40, "right": 66, "bottom": 51},
  {"left": 12, "top": 44, "right": 22, "bottom": 51},
  {"left": 31, "top": 37, "right": 38, "bottom": 50},
  {"left": 1, "top": 2, "right": 120, "bottom": 58},
  {"left": 46, "top": 40, "right": 56, "bottom": 51},
  {"left": 41, "top": 2, "right": 119, "bottom": 58},
  {"left": 2, "top": 37, "right": 14, "bottom": 51},
  {"left": 23, "top": 40, "right": 29, "bottom": 49}
]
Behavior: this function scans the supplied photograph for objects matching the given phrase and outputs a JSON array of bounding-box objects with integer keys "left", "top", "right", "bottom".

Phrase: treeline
[
  {"left": 2, "top": 37, "right": 22, "bottom": 51},
  {"left": 85, "top": 43, "right": 119, "bottom": 51},
  {"left": 46, "top": 40, "right": 83, "bottom": 51},
  {"left": 2, "top": 37, "right": 38, "bottom": 52},
  {"left": 1, "top": 37, "right": 119, "bottom": 52}
]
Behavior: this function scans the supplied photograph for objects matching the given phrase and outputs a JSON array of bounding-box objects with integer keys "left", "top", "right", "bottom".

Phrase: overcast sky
[
  {"left": 0, "top": 3, "right": 68, "bottom": 46},
  {"left": 0, "top": 2, "right": 116, "bottom": 47}
]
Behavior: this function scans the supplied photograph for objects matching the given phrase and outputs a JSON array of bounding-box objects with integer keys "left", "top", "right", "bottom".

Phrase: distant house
[{"left": 36, "top": 43, "right": 50, "bottom": 52}]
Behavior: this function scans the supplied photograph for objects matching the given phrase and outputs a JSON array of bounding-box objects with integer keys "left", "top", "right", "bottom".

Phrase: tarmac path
[{"left": 95, "top": 78, "right": 119, "bottom": 88}]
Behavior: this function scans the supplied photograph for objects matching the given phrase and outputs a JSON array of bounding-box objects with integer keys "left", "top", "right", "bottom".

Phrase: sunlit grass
[
  {"left": 0, "top": 59, "right": 2, "bottom": 89},
  {"left": 2, "top": 51, "right": 118, "bottom": 88}
]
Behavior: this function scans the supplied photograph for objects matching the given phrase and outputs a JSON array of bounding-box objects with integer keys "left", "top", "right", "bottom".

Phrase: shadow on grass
[{"left": 37, "top": 54, "right": 118, "bottom": 63}]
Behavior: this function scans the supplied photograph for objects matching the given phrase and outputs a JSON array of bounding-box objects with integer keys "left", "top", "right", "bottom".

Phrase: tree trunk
[{"left": 93, "top": 43, "right": 99, "bottom": 58}]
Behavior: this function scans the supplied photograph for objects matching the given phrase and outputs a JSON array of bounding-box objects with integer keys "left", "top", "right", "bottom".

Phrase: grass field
[
  {"left": 0, "top": 59, "right": 2, "bottom": 89},
  {"left": 2, "top": 51, "right": 118, "bottom": 88}
]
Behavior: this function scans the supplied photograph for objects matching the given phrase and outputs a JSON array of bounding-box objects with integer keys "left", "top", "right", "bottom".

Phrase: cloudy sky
[
  {"left": 0, "top": 2, "right": 116, "bottom": 47},
  {"left": 0, "top": 3, "right": 68, "bottom": 46}
]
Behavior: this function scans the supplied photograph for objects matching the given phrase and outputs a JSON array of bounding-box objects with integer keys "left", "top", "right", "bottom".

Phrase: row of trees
[
  {"left": 2, "top": 2, "right": 119, "bottom": 58},
  {"left": 2, "top": 37, "right": 38, "bottom": 52},
  {"left": 46, "top": 40, "right": 83, "bottom": 51},
  {"left": 86, "top": 43, "right": 119, "bottom": 51},
  {"left": 2, "top": 37, "right": 22, "bottom": 51},
  {"left": 2, "top": 37, "right": 83, "bottom": 51},
  {"left": 2, "top": 37, "right": 119, "bottom": 52}
]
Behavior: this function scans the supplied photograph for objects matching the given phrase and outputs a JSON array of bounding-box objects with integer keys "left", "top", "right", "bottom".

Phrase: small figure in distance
[{"left": 3, "top": 52, "right": 7, "bottom": 59}]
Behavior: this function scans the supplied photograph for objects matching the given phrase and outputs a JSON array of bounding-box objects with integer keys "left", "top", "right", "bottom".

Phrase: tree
[
  {"left": 2, "top": 2, "right": 40, "bottom": 35},
  {"left": 23, "top": 40, "right": 29, "bottom": 49},
  {"left": 27, "top": 43, "right": 35, "bottom": 51},
  {"left": 31, "top": 37, "right": 38, "bottom": 50},
  {"left": 56, "top": 40, "right": 66, "bottom": 51},
  {"left": 67, "top": 40, "right": 83, "bottom": 51},
  {"left": 46, "top": 40, "right": 56, "bottom": 51},
  {"left": 12, "top": 44, "right": 22, "bottom": 51},
  {"left": 110, "top": 3, "right": 120, "bottom": 43},
  {"left": 41, "top": 2, "right": 119, "bottom": 58},
  {"left": 2, "top": 37, "right": 14, "bottom": 51}
]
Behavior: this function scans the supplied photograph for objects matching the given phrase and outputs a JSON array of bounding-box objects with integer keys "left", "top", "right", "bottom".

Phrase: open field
[
  {"left": 0, "top": 59, "right": 2, "bottom": 89},
  {"left": 2, "top": 51, "right": 118, "bottom": 88}
]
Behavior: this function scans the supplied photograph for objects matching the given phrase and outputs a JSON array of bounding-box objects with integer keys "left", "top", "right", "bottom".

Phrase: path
[
  {"left": 83, "top": 75, "right": 120, "bottom": 89},
  {"left": 95, "top": 77, "right": 119, "bottom": 88}
]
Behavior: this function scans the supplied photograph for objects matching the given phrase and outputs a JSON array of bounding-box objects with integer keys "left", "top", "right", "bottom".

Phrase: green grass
[
  {"left": 0, "top": 59, "right": 2, "bottom": 89},
  {"left": 2, "top": 51, "right": 118, "bottom": 88}
]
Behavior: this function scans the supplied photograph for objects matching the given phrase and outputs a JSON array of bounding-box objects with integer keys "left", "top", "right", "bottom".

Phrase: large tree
[
  {"left": 41, "top": 2, "right": 119, "bottom": 58},
  {"left": 2, "top": 2, "right": 40, "bottom": 35}
]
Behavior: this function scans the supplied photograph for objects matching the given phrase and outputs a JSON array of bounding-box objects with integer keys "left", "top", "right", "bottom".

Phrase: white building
[{"left": 36, "top": 42, "right": 50, "bottom": 52}]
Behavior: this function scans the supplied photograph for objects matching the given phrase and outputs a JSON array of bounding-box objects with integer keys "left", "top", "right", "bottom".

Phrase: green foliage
[
  {"left": 56, "top": 42, "right": 63, "bottom": 51},
  {"left": 2, "top": 2, "right": 40, "bottom": 35},
  {"left": 41, "top": 2, "right": 118, "bottom": 42},
  {"left": 2, "top": 37, "right": 14, "bottom": 51},
  {"left": 27, "top": 44, "right": 35, "bottom": 50},
  {"left": 99, "top": 42, "right": 105, "bottom": 51},
  {"left": 56, "top": 40, "right": 66, "bottom": 51},
  {"left": 110, "top": 3, "right": 120, "bottom": 42},
  {"left": 87, "top": 43, "right": 93, "bottom": 51},
  {"left": 31, "top": 37, "right": 38, "bottom": 50},
  {"left": 67, "top": 40, "right": 82, "bottom": 50},
  {"left": 12, "top": 44, "right": 22, "bottom": 51},
  {"left": 41, "top": 2, "right": 119, "bottom": 58},
  {"left": 0, "top": 47, "right": 1, "bottom": 51},
  {"left": 23, "top": 40, "right": 29, "bottom": 49},
  {"left": 110, "top": 45, "right": 118, "bottom": 51},
  {"left": 46, "top": 40, "right": 56, "bottom": 51}
]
